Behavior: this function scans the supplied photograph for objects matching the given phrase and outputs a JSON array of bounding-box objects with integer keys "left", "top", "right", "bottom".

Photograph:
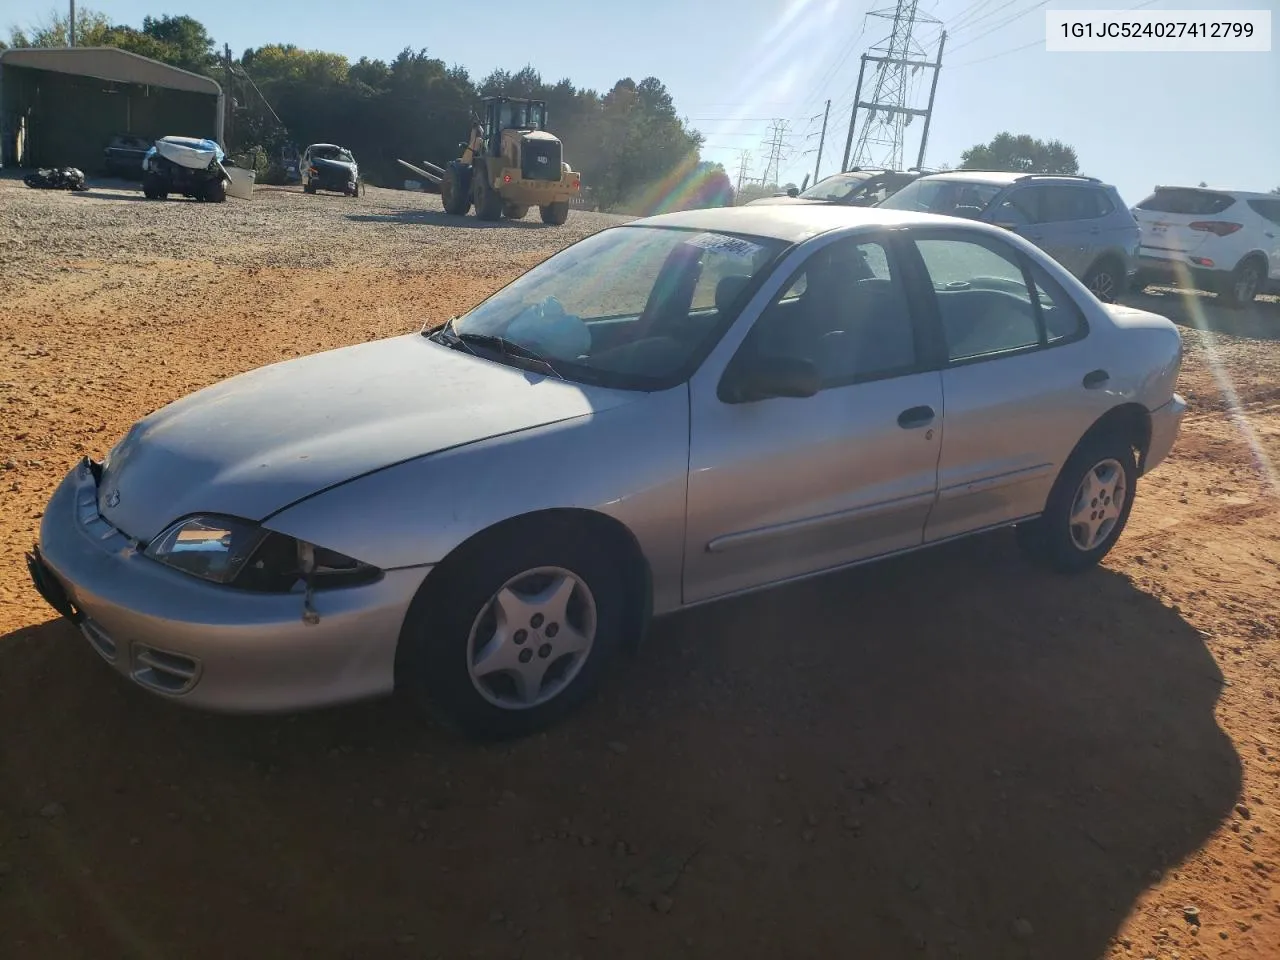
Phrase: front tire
[
  {"left": 441, "top": 166, "right": 471, "bottom": 215},
  {"left": 203, "top": 177, "right": 227, "bottom": 203},
  {"left": 540, "top": 201, "right": 569, "bottom": 225},
  {"left": 1016, "top": 434, "right": 1138, "bottom": 573},
  {"left": 1220, "top": 257, "right": 1263, "bottom": 308},
  {"left": 472, "top": 162, "right": 503, "bottom": 221},
  {"left": 396, "top": 525, "right": 627, "bottom": 739},
  {"left": 142, "top": 173, "right": 167, "bottom": 200}
]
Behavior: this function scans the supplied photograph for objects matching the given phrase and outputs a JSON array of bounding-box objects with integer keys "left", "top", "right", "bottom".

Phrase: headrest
[{"left": 715, "top": 274, "right": 751, "bottom": 314}]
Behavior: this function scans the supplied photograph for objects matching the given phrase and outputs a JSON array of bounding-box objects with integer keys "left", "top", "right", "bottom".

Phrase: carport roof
[{"left": 0, "top": 47, "right": 222, "bottom": 97}]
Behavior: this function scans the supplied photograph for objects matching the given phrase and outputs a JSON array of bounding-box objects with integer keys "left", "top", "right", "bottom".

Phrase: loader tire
[
  {"left": 472, "top": 163, "right": 503, "bottom": 222},
  {"left": 502, "top": 203, "right": 529, "bottom": 220},
  {"left": 540, "top": 201, "right": 569, "bottom": 225},
  {"left": 441, "top": 167, "right": 470, "bottom": 215}
]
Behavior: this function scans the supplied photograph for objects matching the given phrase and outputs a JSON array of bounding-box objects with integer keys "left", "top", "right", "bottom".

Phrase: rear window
[
  {"left": 1246, "top": 199, "right": 1280, "bottom": 227},
  {"left": 1136, "top": 188, "right": 1236, "bottom": 215}
]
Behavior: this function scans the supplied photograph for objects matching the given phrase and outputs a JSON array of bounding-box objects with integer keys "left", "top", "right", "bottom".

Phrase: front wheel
[
  {"left": 396, "top": 529, "right": 627, "bottom": 739},
  {"left": 472, "top": 163, "right": 503, "bottom": 221},
  {"left": 539, "top": 201, "right": 569, "bottom": 225},
  {"left": 441, "top": 167, "right": 471, "bottom": 214},
  {"left": 1016, "top": 435, "right": 1137, "bottom": 573}
]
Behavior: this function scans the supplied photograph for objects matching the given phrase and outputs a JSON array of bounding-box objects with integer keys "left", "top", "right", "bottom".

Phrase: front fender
[{"left": 262, "top": 387, "right": 691, "bottom": 614}]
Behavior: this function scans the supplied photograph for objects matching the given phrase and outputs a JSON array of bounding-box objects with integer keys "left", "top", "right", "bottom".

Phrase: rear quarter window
[
  {"left": 1246, "top": 199, "right": 1280, "bottom": 227},
  {"left": 1137, "top": 189, "right": 1236, "bottom": 216}
]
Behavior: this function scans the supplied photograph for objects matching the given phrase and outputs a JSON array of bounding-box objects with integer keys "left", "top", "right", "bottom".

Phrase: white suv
[{"left": 1132, "top": 186, "right": 1280, "bottom": 307}]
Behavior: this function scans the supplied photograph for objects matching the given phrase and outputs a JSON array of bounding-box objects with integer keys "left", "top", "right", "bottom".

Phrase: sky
[{"left": 2, "top": 0, "right": 1277, "bottom": 205}]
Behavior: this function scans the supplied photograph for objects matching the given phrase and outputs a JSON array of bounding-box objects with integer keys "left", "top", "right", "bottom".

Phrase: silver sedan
[{"left": 27, "top": 205, "right": 1186, "bottom": 737}]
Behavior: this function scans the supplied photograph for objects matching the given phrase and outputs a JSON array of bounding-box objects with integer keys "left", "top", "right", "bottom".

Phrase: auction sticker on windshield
[{"left": 683, "top": 232, "right": 766, "bottom": 260}]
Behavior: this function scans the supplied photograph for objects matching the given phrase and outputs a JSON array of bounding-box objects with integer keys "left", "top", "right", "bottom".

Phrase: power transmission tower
[
  {"left": 736, "top": 150, "right": 751, "bottom": 195},
  {"left": 841, "top": 1, "right": 945, "bottom": 172},
  {"left": 760, "top": 119, "right": 791, "bottom": 187}
]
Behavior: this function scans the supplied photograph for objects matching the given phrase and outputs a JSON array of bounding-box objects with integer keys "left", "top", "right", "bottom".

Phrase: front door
[{"left": 683, "top": 233, "right": 944, "bottom": 604}]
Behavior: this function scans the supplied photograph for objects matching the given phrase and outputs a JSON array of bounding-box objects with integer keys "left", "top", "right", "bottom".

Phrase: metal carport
[{"left": 0, "top": 46, "right": 223, "bottom": 172}]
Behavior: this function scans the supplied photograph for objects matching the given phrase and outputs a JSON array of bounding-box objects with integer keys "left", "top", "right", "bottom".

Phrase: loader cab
[{"left": 482, "top": 97, "right": 548, "bottom": 157}]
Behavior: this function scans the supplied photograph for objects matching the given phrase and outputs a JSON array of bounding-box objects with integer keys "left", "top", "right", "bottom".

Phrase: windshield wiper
[{"left": 456, "top": 332, "right": 565, "bottom": 380}]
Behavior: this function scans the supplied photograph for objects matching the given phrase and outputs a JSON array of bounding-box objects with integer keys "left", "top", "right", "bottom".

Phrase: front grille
[
  {"left": 521, "top": 138, "right": 562, "bottom": 182},
  {"left": 132, "top": 644, "right": 200, "bottom": 694}
]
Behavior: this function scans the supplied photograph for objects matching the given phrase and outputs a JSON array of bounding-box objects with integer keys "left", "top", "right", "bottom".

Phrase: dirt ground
[{"left": 1, "top": 176, "right": 1278, "bottom": 960}]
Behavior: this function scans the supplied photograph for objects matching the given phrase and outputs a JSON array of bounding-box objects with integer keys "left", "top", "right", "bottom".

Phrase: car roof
[
  {"left": 1149, "top": 184, "right": 1276, "bottom": 200},
  {"left": 629, "top": 204, "right": 994, "bottom": 244},
  {"left": 914, "top": 170, "right": 1112, "bottom": 188},
  {"left": 308, "top": 143, "right": 345, "bottom": 150}
]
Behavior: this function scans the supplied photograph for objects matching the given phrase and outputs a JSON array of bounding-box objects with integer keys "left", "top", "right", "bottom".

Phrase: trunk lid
[{"left": 1133, "top": 186, "right": 1239, "bottom": 257}]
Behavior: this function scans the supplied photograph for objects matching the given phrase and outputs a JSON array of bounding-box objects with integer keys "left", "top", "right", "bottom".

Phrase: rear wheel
[
  {"left": 472, "top": 162, "right": 503, "bottom": 221},
  {"left": 539, "top": 201, "right": 569, "bottom": 225},
  {"left": 1016, "top": 434, "right": 1138, "bottom": 573},
  {"left": 502, "top": 203, "right": 529, "bottom": 220},
  {"left": 441, "top": 166, "right": 471, "bottom": 215},
  {"left": 1083, "top": 258, "right": 1123, "bottom": 303},
  {"left": 395, "top": 525, "right": 628, "bottom": 739},
  {"left": 1220, "top": 257, "right": 1263, "bottom": 308}
]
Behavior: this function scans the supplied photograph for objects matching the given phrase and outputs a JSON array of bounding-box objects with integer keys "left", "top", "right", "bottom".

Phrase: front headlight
[{"left": 145, "top": 514, "right": 380, "bottom": 591}]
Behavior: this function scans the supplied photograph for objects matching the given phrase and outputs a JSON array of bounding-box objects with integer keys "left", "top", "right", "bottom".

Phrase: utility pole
[
  {"left": 812, "top": 99, "right": 830, "bottom": 186},
  {"left": 69, "top": 0, "right": 76, "bottom": 46},
  {"left": 915, "top": 30, "right": 946, "bottom": 169},
  {"left": 224, "top": 44, "right": 234, "bottom": 148},
  {"left": 844, "top": 0, "right": 944, "bottom": 171}
]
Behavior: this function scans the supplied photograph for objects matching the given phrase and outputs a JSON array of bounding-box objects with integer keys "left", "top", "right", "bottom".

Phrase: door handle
[
  {"left": 1083, "top": 369, "right": 1110, "bottom": 389},
  {"left": 897, "top": 405, "right": 936, "bottom": 429}
]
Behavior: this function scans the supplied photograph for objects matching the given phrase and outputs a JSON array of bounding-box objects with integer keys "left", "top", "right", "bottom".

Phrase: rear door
[
  {"left": 1245, "top": 198, "right": 1280, "bottom": 281},
  {"left": 902, "top": 228, "right": 1113, "bottom": 541},
  {"left": 1133, "top": 187, "right": 1239, "bottom": 263}
]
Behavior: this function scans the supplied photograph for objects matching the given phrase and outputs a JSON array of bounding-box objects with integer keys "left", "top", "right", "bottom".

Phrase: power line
[{"left": 947, "top": 0, "right": 1051, "bottom": 53}]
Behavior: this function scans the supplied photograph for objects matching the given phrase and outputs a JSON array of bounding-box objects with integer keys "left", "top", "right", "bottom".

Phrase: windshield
[
  {"left": 443, "top": 225, "right": 787, "bottom": 390},
  {"left": 313, "top": 146, "right": 354, "bottom": 163},
  {"left": 799, "top": 173, "right": 873, "bottom": 201},
  {"left": 879, "top": 177, "right": 1004, "bottom": 216}
]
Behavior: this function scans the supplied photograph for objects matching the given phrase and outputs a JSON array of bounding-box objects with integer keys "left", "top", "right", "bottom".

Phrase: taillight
[
  {"left": 1188, "top": 221, "right": 1243, "bottom": 237},
  {"left": 503, "top": 174, "right": 511, "bottom": 183}
]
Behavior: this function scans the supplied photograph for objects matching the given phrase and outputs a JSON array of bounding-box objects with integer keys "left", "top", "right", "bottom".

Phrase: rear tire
[
  {"left": 472, "top": 162, "right": 503, "bottom": 221},
  {"left": 1083, "top": 258, "right": 1124, "bottom": 303},
  {"left": 204, "top": 178, "right": 227, "bottom": 203},
  {"left": 540, "top": 201, "right": 569, "bottom": 225},
  {"left": 1220, "top": 257, "right": 1263, "bottom": 308},
  {"left": 1016, "top": 434, "right": 1138, "bottom": 573},
  {"left": 395, "top": 523, "right": 628, "bottom": 739}
]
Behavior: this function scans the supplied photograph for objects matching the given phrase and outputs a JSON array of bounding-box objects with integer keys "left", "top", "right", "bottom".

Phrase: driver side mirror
[{"left": 724, "top": 355, "right": 821, "bottom": 403}]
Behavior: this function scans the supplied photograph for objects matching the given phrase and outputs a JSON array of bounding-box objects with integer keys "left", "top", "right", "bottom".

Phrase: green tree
[
  {"left": 8, "top": 7, "right": 112, "bottom": 47},
  {"left": 139, "top": 15, "right": 216, "bottom": 73},
  {"left": 959, "top": 132, "right": 1079, "bottom": 175}
]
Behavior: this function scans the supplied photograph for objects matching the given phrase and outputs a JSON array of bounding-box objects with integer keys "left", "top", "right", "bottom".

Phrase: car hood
[
  {"left": 746, "top": 196, "right": 828, "bottom": 206},
  {"left": 95, "top": 334, "right": 638, "bottom": 543},
  {"left": 313, "top": 157, "right": 357, "bottom": 175}
]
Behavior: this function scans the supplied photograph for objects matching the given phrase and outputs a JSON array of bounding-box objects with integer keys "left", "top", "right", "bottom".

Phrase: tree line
[{"left": 4, "top": 9, "right": 735, "bottom": 212}]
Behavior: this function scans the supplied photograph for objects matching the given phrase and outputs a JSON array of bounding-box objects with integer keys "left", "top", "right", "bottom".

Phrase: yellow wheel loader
[{"left": 400, "top": 97, "right": 581, "bottom": 225}]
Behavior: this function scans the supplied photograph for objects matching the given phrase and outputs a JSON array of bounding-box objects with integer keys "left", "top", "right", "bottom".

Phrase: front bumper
[
  {"left": 31, "top": 459, "right": 429, "bottom": 713},
  {"left": 1142, "top": 393, "right": 1187, "bottom": 476}
]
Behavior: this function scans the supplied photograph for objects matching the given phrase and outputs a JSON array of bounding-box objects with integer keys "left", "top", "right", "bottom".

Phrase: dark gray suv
[{"left": 878, "top": 171, "right": 1140, "bottom": 301}]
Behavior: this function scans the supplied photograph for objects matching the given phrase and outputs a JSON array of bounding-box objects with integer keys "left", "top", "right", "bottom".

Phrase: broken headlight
[{"left": 145, "top": 514, "right": 380, "bottom": 591}]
